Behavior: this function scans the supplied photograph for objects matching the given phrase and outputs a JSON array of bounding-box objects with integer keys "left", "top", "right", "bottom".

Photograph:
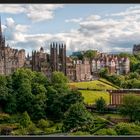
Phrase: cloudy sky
[{"left": 1, "top": 4, "right": 140, "bottom": 56}]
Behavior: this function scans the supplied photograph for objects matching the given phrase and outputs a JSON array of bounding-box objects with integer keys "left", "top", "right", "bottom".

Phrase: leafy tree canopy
[
  {"left": 119, "top": 94, "right": 140, "bottom": 121},
  {"left": 62, "top": 103, "right": 94, "bottom": 132},
  {"left": 95, "top": 97, "right": 106, "bottom": 113}
]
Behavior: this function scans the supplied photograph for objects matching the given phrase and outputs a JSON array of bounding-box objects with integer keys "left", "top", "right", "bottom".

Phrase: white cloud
[
  {"left": 0, "top": 4, "right": 64, "bottom": 22},
  {"left": 65, "top": 18, "right": 83, "bottom": 23},
  {"left": 14, "top": 32, "right": 26, "bottom": 42},
  {"left": 3, "top": 5, "right": 140, "bottom": 55},
  {"left": 25, "top": 5, "right": 63, "bottom": 22},
  {"left": 86, "top": 15, "right": 101, "bottom": 20},
  {"left": 15, "top": 24, "right": 30, "bottom": 32},
  {"left": 2, "top": 25, "right": 7, "bottom": 32},
  {"left": 0, "top": 4, "right": 26, "bottom": 14},
  {"left": 4, "top": 17, "right": 30, "bottom": 41},
  {"left": 110, "top": 5, "right": 140, "bottom": 17},
  {"left": 6, "top": 18, "right": 15, "bottom": 28}
]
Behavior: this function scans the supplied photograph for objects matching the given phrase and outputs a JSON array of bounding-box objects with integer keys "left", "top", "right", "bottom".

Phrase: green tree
[
  {"left": 31, "top": 92, "right": 47, "bottom": 120},
  {"left": 16, "top": 79, "right": 34, "bottom": 113},
  {"left": 31, "top": 71, "right": 48, "bottom": 120},
  {"left": 94, "top": 128, "right": 117, "bottom": 135},
  {"left": 84, "top": 50, "right": 97, "bottom": 60},
  {"left": 4, "top": 94, "right": 17, "bottom": 114},
  {"left": 115, "top": 122, "right": 140, "bottom": 135},
  {"left": 70, "top": 131, "right": 90, "bottom": 136},
  {"left": 61, "top": 90, "right": 84, "bottom": 113},
  {"left": 32, "top": 72, "right": 49, "bottom": 89},
  {"left": 119, "top": 94, "right": 140, "bottom": 121},
  {"left": 47, "top": 72, "right": 83, "bottom": 120},
  {"left": 77, "top": 53, "right": 84, "bottom": 60},
  {"left": 62, "top": 103, "right": 94, "bottom": 132},
  {"left": 37, "top": 119, "right": 53, "bottom": 130},
  {"left": 11, "top": 68, "right": 48, "bottom": 120},
  {"left": 128, "top": 72, "right": 140, "bottom": 79},
  {"left": 19, "top": 111, "right": 32, "bottom": 128},
  {"left": 4, "top": 75, "right": 17, "bottom": 114},
  {"left": 95, "top": 97, "right": 106, "bottom": 113},
  {"left": 99, "top": 68, "right": 109, "bottom": 78},
  {"left": 46, "top": 86, "right": 64, "bottom": 120},
  {"left": 46, "top": 86, "right": 83, "bottom": 120},
  {"left": 51, "top": 71, "right": 68, "bottom": 90},
  {"left": 0, "top": 75, "right": 9, "bottom": 112},
  {"left": 131, "top": 79, "right": 140, "bottom": 88},
  {"left": 118, "top": 52, "right": 130, "bottom": 58},
  {"left": 12, "top": 68, "right": 34, "bottom": 91}
]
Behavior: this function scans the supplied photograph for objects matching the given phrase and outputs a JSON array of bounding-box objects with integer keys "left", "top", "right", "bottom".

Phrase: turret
[
  {"left": 40, "top": 46, "right": 44, "bottom": 53},
  {"left": 0, "top": 16, "right": 2, "bottom": 40}
]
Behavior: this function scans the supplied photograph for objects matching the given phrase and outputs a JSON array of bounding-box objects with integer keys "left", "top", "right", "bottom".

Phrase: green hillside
[
  {"left": 69, "top": 79, "right": 117, "bottom": 90},
  {"left": 79, "top": 90, "right": 109, "bottom": 105},
  {"left": 69, "top": 79, "right": 117, "bottom": 105}
]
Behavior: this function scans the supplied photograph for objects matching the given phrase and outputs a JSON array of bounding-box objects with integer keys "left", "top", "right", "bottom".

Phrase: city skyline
[{"left": 0, "top": 4, "right": 140, "bottom": 55}]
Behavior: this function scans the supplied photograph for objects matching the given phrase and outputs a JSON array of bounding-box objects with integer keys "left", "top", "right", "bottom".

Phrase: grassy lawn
[
  {"left": 79, "top": 90, "right": 109, "bottom": 105},
  {"left": 93, "top": 113, "right": 123, "bottom": 119},
  {"left": 69, "top": 80, "right": 117, "bottom": 90},
  {"left": 99, "top": 78, "right": 120, "bottom": 89}
]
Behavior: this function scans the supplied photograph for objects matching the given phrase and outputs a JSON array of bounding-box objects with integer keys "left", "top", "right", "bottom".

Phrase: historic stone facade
[
  {"left": 50, "top": 43, "right": 66, "bottom": 75},
  {"left": 0, "top": 19, "right": 130, "bottom": 80},
  {"left": 91, "top": 54, "right": 130, "bottom": 75},
  {"left": 0, "top": 19, "right": 25, "bottom": 75},
  {"left": 74, "top": 59, "right": 91, "bottom": 81},
  {"left": 31, "top": 43, "right": 67, "bottom": 78},
  {"left": 30, "top": 44, "right": 92, "bottom": 81},
  {"left": 30, "top": 44, "right": 130, "bottom": 81},
  {"left": 66, "top": 57, "right": 76, "bottom": 81}
]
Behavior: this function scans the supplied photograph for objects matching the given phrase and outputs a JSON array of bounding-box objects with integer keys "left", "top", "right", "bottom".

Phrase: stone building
[
  {"left": 74, "top": 58, "right": 91, "bottom": 81},
  {"left": 31, "top": 43, "right": 67, "bottom": 78},
  {"left": 91, "top": 54, "right": 130, "bottom": 75},
  {"left": 0, "top": 19, "right": 25, "bottom": 75},
  {"left": 30, "top": 43, "right": 93, "bottom": 81},
  {"left": 32, "top": 47, "right": 48, "bottom": 72},
  {"left": 50, "top": 43, "right": 66, "bottom": 75},
  {"left": 30, "top": 43, "right": 130, "bottom": 81},
  {"left": 66, "top": 57, "right": 76, "bottom": 81},
  {"left": 133, "top": 44, "right": 140, "bottom": 55},
  {"left": 0, "top": 18, "right": 130, "bottom": 79},
  {"left": 31, "top": 47, "right": 52, "bottom": 78}
]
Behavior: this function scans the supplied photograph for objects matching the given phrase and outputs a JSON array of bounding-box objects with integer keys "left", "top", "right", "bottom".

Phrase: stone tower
[
  {"left": 0, "top": 17, "right": 6, "bottom": 74},
  {"left": 50, "top": 42, "right": 58, "bottom": 71},
  {"left": 32, "top": 47, "right": 47, "bottom": 72},
  {"left": 0, "top": 17, "right": 5, "bottom": 48},
  {"left": 59, "top": 43, "right": 66, "bottom": 75},
  {"left": 0, "top": 17, "right": 25, "bottom": 75},
  {"left": 50, "top": 42, "right": 66, "bottom": 75}
]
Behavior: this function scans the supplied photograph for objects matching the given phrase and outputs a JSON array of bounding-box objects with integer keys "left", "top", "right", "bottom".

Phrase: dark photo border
[
  {"left": 0, "top": 136, "right": 140, "bottom": 140},
  {"left": 0, "top": 1, "right": 140, "bottom": 140},
  {"left": 0, "top": 0, "right": 140, "bottom": 3}
]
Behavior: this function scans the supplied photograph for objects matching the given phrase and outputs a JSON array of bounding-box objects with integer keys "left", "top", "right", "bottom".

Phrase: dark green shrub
[{"left": 94, "top": 128, "right": 117, "bottom": 135}]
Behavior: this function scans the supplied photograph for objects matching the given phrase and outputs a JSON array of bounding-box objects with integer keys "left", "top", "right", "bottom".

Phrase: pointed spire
[
  {"left": 50, "top": 43, "right": 52, "bottom": 48},
  {"left": 64, "top": 43, "right": 66, "bottom": 50},
  {"left": 61, "top": 43, "right": 63, "bottom": 48},
  {"left": 27, "top": 53, "right": 30, "bottom": 58},
  {"left": 59, "top": 43, "right": 61, "bottom": 49},
  {"left": 0, "top": 16, "right": 2, "bottom": 38},
  {"left": 56, "top": 42, "right": 57, "bottom": 48},
  {"left": 53, "top": 42, "right": 55, "bottom": 47}
]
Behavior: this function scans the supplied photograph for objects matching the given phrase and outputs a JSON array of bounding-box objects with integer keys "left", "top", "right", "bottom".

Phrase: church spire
[{"left": 0, "top": 16, "right": 2, "bottom": 38}]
